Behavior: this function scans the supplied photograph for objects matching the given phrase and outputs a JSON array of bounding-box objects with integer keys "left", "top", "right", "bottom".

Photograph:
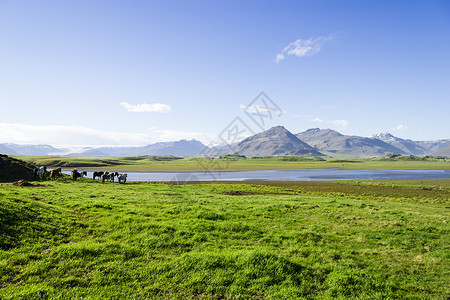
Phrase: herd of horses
[
  {"left": 33, "top": 166, "right": 127, "bottom": 183},
  {"left": 92, "top": 171, "right": 128, "bottom": 184}
]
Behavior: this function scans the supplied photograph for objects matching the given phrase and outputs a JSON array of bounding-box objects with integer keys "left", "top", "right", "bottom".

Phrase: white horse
[
  {"left": 36, "top": 166, "right": 46, "bottom": 179},
  {"left": 117, "top": 173, "right": 127, "bottom": 184}
]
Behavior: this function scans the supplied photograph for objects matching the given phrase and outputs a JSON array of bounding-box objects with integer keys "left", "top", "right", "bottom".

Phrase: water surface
[{"left": 63, "top": 169, "right": 450, "bottom": 182}]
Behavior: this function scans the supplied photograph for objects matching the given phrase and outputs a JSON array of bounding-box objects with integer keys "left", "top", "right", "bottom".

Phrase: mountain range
[
  {"left": 0, "top": 140, "right": 207, "bottom": 157},
  {"left": 1, "top": 127, "right": 449, "bottom": 157},
  {"left": 370, "top": 133, "right": 428, "bottom": 155},
  {"left": 294, "top": 128, "right": 449, "bottom": 157},
  {"left": 434, "top": 144, "right": 450, "bottom": 156},
  {"left": 0, "top": 143, "right": 65, "bottom": 156},
  {"left": 69, "top": 140, "right": 207, "bottom": 157},
  {"left": 230, "top": 126, "right": 323, "bottom": 157},
  {"left": 296, "top": 129, "right": 402, "bottom": 157}
]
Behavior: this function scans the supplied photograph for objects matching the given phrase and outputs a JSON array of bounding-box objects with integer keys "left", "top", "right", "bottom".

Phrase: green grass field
[
  {"left": 1, "top": 178, "right": 449, "bottom": 299},
  {"left": 14, "top": 155, "right": 450, "bottom": 172}
]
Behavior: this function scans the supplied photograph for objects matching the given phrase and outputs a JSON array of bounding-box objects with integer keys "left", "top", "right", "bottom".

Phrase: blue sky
[{"left": 0, "top": 0, "right": 449, "bottom": 147}]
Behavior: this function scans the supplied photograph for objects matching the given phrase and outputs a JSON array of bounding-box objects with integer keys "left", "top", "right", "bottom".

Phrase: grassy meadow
[
  {"left": 1, "top": 177, "right": 449, "bottom": 299},
  {"left": 14, "top": 155, "right": 450, "bottom": 172}
]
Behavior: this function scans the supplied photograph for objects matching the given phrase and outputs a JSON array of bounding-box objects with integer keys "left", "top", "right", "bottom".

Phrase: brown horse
[{"left": 50, "top": 168, "right": 62, "bottom": 180}]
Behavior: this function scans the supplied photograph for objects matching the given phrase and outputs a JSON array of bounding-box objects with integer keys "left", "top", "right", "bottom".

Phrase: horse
[
  {"left": 117, "top": 173, "right": 127, "bottom": 184},
  {"left": 36, "top": 166, "right": 46, "bottom": 180},
  {"left": 110, "top": 172, "right": 119, "bottom": 182},
  {"left": 93, "top": 171, "right": 104, "bottom": 180},
  {"left": 71, "top": 169, "right": 87, "bottom": 181},
  {"left": 101, "top": 172, "right": 110, "bottom": 183},
  {"left": 50, "top": 168, "right": 62, "bottom": 180},
  {"left": 79, "top": 170, "right": 87, "bottom": 179}
]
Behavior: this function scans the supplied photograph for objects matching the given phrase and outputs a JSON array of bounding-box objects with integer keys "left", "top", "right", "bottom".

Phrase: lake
[{"left": 63, "top": 169, "right": 450, "bottom": 182}]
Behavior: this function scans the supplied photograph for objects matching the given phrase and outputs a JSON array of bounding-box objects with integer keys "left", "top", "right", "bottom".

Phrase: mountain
[
  {"left": 415, "top": 139, "right": 450, "bottom": 155},
  {"left": 433, "top": 144, "right": 450, "bottom": 156},
  {"left": 0, "top": 143, "right": 65, "bottom": 156},
  {"left": 0, "top": 144, "right": 17, "bottom": 155},
  {"left": 295, "top": 128, "right": 343, "bottom": 149},
  {"left": 0, "top": 140, "right": 208, "bottom": 157},
  {"left": 231, "top": 126, "right": 324, "bottom": 156},
  {"left": 136, "top": 139, "right": 207, "bottom": 156},
  {"left": 69, "top": 149, "right": 110, "bottom": 157},
  {"left": 71, "top": 139, "right": 208, "bottom": 157},
  {"left": 296, "top": 128, "right": 405, "bottom": 157},
  {"left": 370, "top": 133, "right": 428, "bottom": 155}
]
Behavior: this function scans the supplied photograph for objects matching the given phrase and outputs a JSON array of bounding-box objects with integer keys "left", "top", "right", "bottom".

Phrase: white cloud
[
  {"left": 328, "top": 120, "right": 349, "bottom": 127},
  {"left": 0, "top": 123, "right": 151, "bottom": 146},
  {"left": 275, "top": 53, "right": 285, "bottom": 63},
  {"left": 275, "top": 35, "right": 334, "bottom": 63},
  {"left": 313, "top": 118, "right": 324, "bottom": 123},
  {"left": 391, "top": 124, "right": 411, "bottom": 131},
  {"left": 119, "top": 102, "right": 171, "bottom": 113}
]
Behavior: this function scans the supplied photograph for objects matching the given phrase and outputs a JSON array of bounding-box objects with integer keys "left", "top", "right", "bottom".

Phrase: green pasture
[
  {"left": 1, "top": 178, "right": 449, "bottom": 299},
  {"left": 14, "top": 155, "right": 450, "bottom": 172}
]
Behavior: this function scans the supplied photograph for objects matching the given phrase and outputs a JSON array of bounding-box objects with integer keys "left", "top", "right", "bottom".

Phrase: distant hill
[
  {"left": 70, "top": 139, "right": 208, "bottom": 157},
  {"left": 415, "top": 139, "right": 450, "bottom": 155},
  {"left": 0, "top": 140, "right": 208, "bottom": 157},
  {"left": 231, "top": 126, "right": 324, "bottom": 156},
  {"left": 0, "top": 144, "right": 17, "bottom": 155},
  {"left": 296, "top": 128, "right": 405, "bottom": 157},
  {"left": 69, "top": 148, "right": 109, "bottom": 157},
  {"left": 370, "top": 133, "right": 428, "bottom": 155},
  {"left": 433, "top": 144, "right": 450, "bottom": 156},
  {"left": 138, "top": 139, "right": 207, "bottom": 156},
  {"left": 0, "top": 143, "right": 65, "bottom": 156}
]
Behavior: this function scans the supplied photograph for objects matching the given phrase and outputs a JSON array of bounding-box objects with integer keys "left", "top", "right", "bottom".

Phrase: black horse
[
  {"left": 93, "top": 171, "right": 104, "bottom": 180},
  {"left": 72, "top": 169, "right": 87, "bottom": 181}
]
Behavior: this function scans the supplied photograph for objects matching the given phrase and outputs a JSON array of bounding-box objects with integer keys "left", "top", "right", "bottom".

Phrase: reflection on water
[{"left": 62, "top": 169, "right": 450, "bottom": 182}]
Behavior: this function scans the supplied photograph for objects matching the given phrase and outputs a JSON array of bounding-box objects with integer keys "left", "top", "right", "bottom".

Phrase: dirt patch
[
  {"left": 223, "top": 190, "right": 256, "bottom": 196},
  {"left": 12, "top": 179, "right": 51, "bottom": 187},
  {"left": 222, "top": 190, "right": 294, "bottom": 196}
]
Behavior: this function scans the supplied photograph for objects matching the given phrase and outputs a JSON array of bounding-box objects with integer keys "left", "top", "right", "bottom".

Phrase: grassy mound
[
  {"left": 0, "top": 187, "right": 81, "bottom": 250},
  {"left": 0, "top": 154, "right": 36, "bottom": 182}
]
